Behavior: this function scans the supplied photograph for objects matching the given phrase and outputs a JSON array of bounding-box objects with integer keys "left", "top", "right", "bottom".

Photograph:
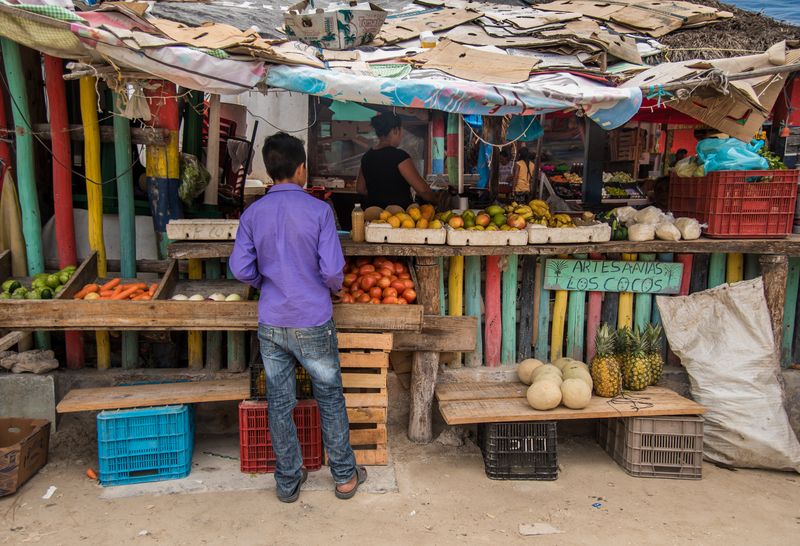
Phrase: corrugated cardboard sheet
[{"left": 413, "top": 39, "right": 538, "bottom": 83}]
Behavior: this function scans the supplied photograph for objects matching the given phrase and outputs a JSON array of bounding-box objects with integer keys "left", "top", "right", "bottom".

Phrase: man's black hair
[
  {"left": 262, "top": 132, "right": 306, "bottom": 182},
  {"left": 371, "top": 112, "right": 402, "bottom": 138}
]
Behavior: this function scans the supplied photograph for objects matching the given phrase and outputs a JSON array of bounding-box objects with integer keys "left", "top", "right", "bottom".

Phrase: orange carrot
[
  {"left": 111, "top": 285, "right": 140, "bottom": 300},
  {"left": 132, "top": 294, "right": 151, "bottom": 301},
  {"left": 120, "top": 282, "right": 147, "bottom": 291},
  {"left": 148, "top": 283, "right": 158, "bottom": 297},
  {"left": 100, "top": 290, "right": 115, "bottom": 298},
  {"left": 100, "top": 278, "right": 120, "bottom": 291},
  {"left": 73, "top": 284, "right": 99, "bottom": 299}
]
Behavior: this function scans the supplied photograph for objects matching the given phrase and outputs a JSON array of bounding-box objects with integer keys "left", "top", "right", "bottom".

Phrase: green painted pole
[
  {"left": 501, "top": 254, "right": 518, "bottom": 365},
  {"left": 708, "top": 253, "right": 726, "bottom": 288},
  {"left": 744, "top": 254, "right": 761, "bottom": 280},
  {"left": 206, "top": 259, "right": 223, "bottom": 370},
  {"left": 652, "top": 253, "right": 673, "bottom": 326},
  {"left": 534, "top": 257, "right": 551, "bottom": 361},
  {"left": 566, "top": 253, "right": 587, "bottom": 361},
  {"left": 781, "top": 257, "right": 800, "bottom": 367},
  {"left": 635, "top": 254, "right": 657, "bottom": 331},
  {"left": 112, "top": 92, "right": 138, "bottom": 369},
  {"left": 183, "top": 90, "right": 203, "bottom": 157},
  {"left": 464, "top": 255, "right": 483, "bottom": 367},
  {"left": 438, "top": 257, "right": 446, "bottom": 316}
]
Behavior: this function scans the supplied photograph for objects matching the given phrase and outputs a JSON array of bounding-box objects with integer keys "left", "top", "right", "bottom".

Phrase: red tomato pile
[{"left": 339, "top": 257, "right": 417, "bottom": 305}]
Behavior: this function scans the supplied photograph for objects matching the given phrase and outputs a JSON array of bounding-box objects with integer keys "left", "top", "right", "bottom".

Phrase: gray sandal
[
  {"left": 335, "top": 466, "right": 367, "bottom": 500},
  {"left": 278, "top": 467, "right": 308, "bottom": 503}
]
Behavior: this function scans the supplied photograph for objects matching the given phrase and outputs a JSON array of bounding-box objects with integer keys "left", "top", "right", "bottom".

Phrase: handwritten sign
[{"left": 542, "top": 259, "right": 683, "bottom": 294}]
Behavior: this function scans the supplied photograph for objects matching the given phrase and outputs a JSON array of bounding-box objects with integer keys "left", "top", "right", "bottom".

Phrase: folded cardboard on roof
[{"left": 413, "top": 38, "right": 538, "bottom": 84}]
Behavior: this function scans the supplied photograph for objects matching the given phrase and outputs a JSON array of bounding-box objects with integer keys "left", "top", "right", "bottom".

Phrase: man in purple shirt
[{"left": 230, "top": 133, "right": 366, "bottom": 503}]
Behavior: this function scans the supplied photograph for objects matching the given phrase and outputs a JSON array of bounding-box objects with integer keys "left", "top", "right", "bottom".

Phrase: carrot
[
  {"left": 120, "top": 282, "right": 147, "bottom": 291},
  {"left": 99, "top": 290, "right": 115, "bottom": 298},
  {"left": 74, "top": 284, "right": 100, "bottom": 299},
  {"left": 148, "top": 283, "right": 158, "bottom": 297},
  {"left": 100, "top": 278, "right": 120, "bottom": 291},
  {"left": 111, "top": 285, "right": 140, "bottom": 300},
  {"left": 132, "top": 294, "right": 151, "bottom": 301}
]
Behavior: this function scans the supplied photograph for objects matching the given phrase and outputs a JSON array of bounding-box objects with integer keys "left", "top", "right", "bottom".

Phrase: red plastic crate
[
  {"left": 669, "top": 170, "right": 799, "bottom": 238},
  {"left": 238, "top": 400, "right": 322, "bottom": 473}
]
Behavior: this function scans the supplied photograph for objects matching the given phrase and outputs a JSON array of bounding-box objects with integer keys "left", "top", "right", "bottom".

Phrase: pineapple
[
  {"left": 645, "top": 324, "right": 665, "bottom": 386},
  {"left": 590, "top": 324, "right": 622, "bottom": 398},
  {"left": 622, "top": 327, "right": 650, "bottom": 391}
]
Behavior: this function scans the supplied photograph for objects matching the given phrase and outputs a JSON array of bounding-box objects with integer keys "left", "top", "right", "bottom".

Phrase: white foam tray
[
  {"left": 365, "top": 223, "right": 447, "bottom": 245},
  {"left": 527, "top": 222, "right": 611, "bottom": 244},
  {"left": 445, "top": 226, "right": 529, "bottom": 246}
]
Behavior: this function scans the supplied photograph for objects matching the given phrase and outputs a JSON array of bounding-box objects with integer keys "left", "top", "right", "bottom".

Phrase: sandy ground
[{"left": 2, "top": 416, "right": 799, "bottom": 546}]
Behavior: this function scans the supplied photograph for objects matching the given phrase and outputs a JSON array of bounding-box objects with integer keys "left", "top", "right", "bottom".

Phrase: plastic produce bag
[
  {"left": 655, "top": 222, "right": 681, "bottom": 241},
  {"left": 613, "top": 206, "right": 637, "bottom": 225},
  {"left": 627, "top": 223, "right": 655, "bottom": 241},
  {"left": 657, "top": 279, "right": 800, "bottom": 472},
  {"left": 674, "top": 156, "right": 705, "bottom": 177},
  {"left": 696, "top": 138, "right": 769, "bottom": 173},
  {"left": 674, "top": 217, "right": 701, "bottom": 240},
  {"left": 178, "top": 153, "right": 211, "bottom": 205},
  {"left": 633, "top": 205, "right": 665, "bottom": 226}
]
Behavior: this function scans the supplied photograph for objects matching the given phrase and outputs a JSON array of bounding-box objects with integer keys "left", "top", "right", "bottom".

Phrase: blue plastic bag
[{"left": 696, "top": 138, "right": 768, "bottom": 172}]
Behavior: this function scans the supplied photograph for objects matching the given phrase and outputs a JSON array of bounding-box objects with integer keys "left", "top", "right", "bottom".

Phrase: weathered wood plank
[
  {"left": 33, "top": 123, "right": 168, "bottom": 145},
  {"left": 340, "top": 351, "right": 389, "bottom": 368},
  {"left": 0, "top": 331, "right": 26, "bottom": 352},
  {"left": 782, "top": 257, "right": 800, "bottom": 366},
  {"left": 501, "top": 254, "right": 518, "bottom": 366},
  {"left": 349, "top": 424, "right": 387, "bottom": 446},
  {"left": 341, "top": 370, "right": 387, "bottom": 389},
  {"left": 337, "top": 332, "right": 394, "bottom": 351},
  {"left": 392, "top": 315, "right": 476, "bottom": 352},
  {"left": 346, "top": 392, "right": 387, "bottom": 408},
  {"left": 484, "top": 256, "right": 502, "bottom": 367},
  {"left": 346, "top": 406, "right": 387, "bottom": 423},
  {"left": 464, "top": 255, "right": 483, "bottom": 367},
  {"left": 352, "top": 448, "right": 388, "bottom": 466},
  {"left": 634, "top": 254, "right": 656, "bottom": 331},
  {"left": 517, "top": 255, "right": 535, "bottom": 361},
  {"left": 761, "top": 254, "right": 788, "bottom": 358},
  {"left": 534, "top": 257, "right": 551, "bottom": 361},
  {"left": 408, "top": 350, "right": 438, "bottom": 443},
  {"left": 166, "top": 219, "right": 239, "bottom": 241}
]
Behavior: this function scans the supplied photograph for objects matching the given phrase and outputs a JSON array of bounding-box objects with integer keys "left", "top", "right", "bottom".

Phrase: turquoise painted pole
[
  {"left": 781, "top": 257, "right": 800, "bottom": 367},
  {"left": 464, "top": 255, "right": 483, "bottom": 367},
  {"left": 566, "top": 253, "right": 587, "bottom": 361},
  {"left": 534, "top": 257, "right": 551, "bottom": 361},
  {"left": 112, "top": 92, "right": 138, "bottom": 369},
  {"left": 501, "top": 254, "right": 518, "bottom": 365},
  {"left": 708, "top": 253, "right": 726, "bottom": 288},
  {"left": 634, "top": 254, "right": 657, "bottom": 331}
]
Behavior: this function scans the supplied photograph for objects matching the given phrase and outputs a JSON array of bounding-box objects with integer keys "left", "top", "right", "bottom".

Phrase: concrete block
[{"left": 0, "top": 373, "right": 57, "bottom": 432}]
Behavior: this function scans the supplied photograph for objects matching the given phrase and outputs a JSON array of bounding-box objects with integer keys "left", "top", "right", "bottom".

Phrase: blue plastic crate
[{"left": 97, "top": 405, "right": 194, "bottom": 486}]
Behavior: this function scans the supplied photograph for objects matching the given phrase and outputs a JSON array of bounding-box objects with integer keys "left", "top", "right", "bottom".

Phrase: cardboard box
[
  {"left": 284, "top": 1, "right": 386, "bottom": 50},
  {"left": 0, "top": 418, "right": 50, "bottom": 496}
]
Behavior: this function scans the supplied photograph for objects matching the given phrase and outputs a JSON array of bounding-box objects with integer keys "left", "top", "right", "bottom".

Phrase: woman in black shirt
[{"left": 356, "top": 112, "right": 436, "bottom": 209}]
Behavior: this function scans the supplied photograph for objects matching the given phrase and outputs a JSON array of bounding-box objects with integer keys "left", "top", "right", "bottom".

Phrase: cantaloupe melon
[
  {"left": 561, "top": 378, "right": 592, "bottom": 409},
  {"left": 534, "top": 374, "right": 562, "bottom": 387},
  {"left": 563, "top": 367, "right": 593, "bottom": 389},
  {"left": 562, "top": 361, "right": 589, "bottom": 375},
  {"left": 553, "top": 357, "right": 576, "bottom": 371},
  {"left": 531, "top": 364, "right": 562, "bottom": 382},
  {"left": 527, "top": 381, "right": 562, "bottom": 410},
  {"left": 517, "top": 358, "right": 545, "bottom": 385}
]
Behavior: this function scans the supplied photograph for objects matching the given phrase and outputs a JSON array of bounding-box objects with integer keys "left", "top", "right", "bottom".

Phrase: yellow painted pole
[
  {"left": 550, "top": 290, "right": 568, "bottom": 363},
  {"left": 448, "top": 256, "right": 464, "bottom": 367},
  {"left": 617, "top": 253, "right": 637, "bottom": 330},
  {"left": 726, "top": 252, "right": 744, "bottom": 284},
  {"left": 188, "top": 259, "right": 203, "bottom": 369},
  {"left": 79, "top": 77, "right": 110, "bottom": 369}
]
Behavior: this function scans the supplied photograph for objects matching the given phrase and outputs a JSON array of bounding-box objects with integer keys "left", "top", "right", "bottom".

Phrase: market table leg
[
  {"left": 188, "top": 259, "right": 204, "bottom": 369},
  {"left": 760, "top": 254, "right": 788, "bottom": 357},
  {"left": 205, "top": 259, "right": 223, "bottom": 371},
  {"left": 408, "top": 350, "right": 439, "bottom": 444},
  {"left": 501, "top": 254, "right": 518, "bottom": 365},
  {"left": 517, "top": 255, "right": 535, "bottom": 361},
  {"left": 464, "top": 255, "right": 483, "bottom": 367}
]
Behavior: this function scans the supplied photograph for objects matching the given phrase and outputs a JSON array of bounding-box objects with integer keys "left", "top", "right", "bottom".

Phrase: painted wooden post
[
  {"left": 781, "top": 257, "right": 800, "bottom": 367},
  {"left": 501, "top": 254, "right": 518, "bottom": 365},
  {"left": 690, "top": 254, "right": 710, "bottom": 293},
  {"left": 566, "top": 253, "right": 587, "bottom": 361},
  {"left": 79, "top": 76, "right": 111, "bottom": 369},
  {"left": 410, "top": 256, "right": 441, "bottom": 443},
  {"left": 110, "top": 91, "right": 138, "bottom": 369},
  {"left": 634, "top": 254, "right": 656, "bottom": 331},
  {"left": 550, "top": 289, "right": 567, "bottom": 362},
  {"left": 437, "top": 257, "right": 446, "bottom": 316},
  {"left": 204, "top": 94, "right": 221, "bottom": 205},
  {"left": 726, "top": 252, "right": 744, "bottom": 284},
  {"left": 448, "top": 255, "right": 464, "bottom": 368},
  {"left": 585, "top": 253, "right": 603, "bottom": 363},
  {"left": 227, "top": 261, "right": 246, "bottom": 372},
  {"left": 708, "top": 253, "right": 726, "bottom": 288},
  {"left": 651, "top": 253, "right": 674, "bottom": 326},
  {"left": 517, "top": 255, "right": 535, "bottom": 361},
  {"left": 760, "top": 255, "right": 788, "bottom": 359},
  {"left": 464, "top": 255, "right": 483, "bottom": 368},
  {"left": 617, "top": 253, "right": 636, "bottom": 329},
  {"left": 205, "top": 259, "right": 223, "bottom": 370},
  {"left": 182, "top": 90, "right": 203, "bottom": 158},
  {"left": 534, "top": 257, "right": 550, "bottom": 361},
  {"left": 744, "top": 254, "right": 761, "bottom": 280},
  {"left": 484, "top": 256, "right": 501, "bottom": 367},
  {"left": 44, "top": 54, "right": 83, "bottom": 368},
  {"left": 0, "top": 71, "right": 11, "bottom": 175},
  {"left": 188, "top": 259, "right": 204, "bottom": 369},
  {"left": 600, "top": 292, "right": 619, "bottom": 331}
]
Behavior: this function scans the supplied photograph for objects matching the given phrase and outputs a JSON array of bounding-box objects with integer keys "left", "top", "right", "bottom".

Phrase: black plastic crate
[
  {"left": 478, "top": 421, "right": 558, "bottom": 480},
  {"left": 249, "top": 364, "right": 313, "bottom": 400}
]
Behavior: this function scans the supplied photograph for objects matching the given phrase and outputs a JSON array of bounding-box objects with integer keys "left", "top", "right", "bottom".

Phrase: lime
[{"left": 46, "top": 274, "right": 61, "bottom": 289}]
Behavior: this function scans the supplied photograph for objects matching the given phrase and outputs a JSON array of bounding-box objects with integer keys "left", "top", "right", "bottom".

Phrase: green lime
[
  {"left": 1, "top": 279, "right": 21, "bottom": 293},
  {"left": 25, "top": 290, "right": 41, "bottom": 300},
  {"left": 46, "top": 274, "right": 61, "bottom": 289}
]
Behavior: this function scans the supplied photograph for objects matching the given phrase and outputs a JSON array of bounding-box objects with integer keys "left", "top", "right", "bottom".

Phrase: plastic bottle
[{"left": 350, "top": 203, "right": 365, "bottom": 242}]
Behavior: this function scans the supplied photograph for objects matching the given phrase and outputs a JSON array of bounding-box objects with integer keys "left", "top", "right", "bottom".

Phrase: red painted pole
[
  {"left": 44, "top": 55, "right": 83, "bottom": 368},
  {"left": 676, "top": 254, "right": 693, "bottom": 295},
  {"left": 585, "top": 253, "right": 604, "bottom": 363},
  {"left": 484, "top": 255, "right": 501, "bottom": 367}
]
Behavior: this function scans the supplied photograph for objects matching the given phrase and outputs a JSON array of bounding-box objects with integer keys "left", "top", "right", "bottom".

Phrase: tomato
[
  {"left": 360, "top": 276, "right": 377, "bottom": 290},
  {"left": 369, "top": 286, "right": 383, "bottom": 299},
  {"left": 351, "top": 289, "right": 364, "bottom": 299},
  {"left": 382, "top": 296, "right": 398, "bottom": 304},
  {"left": 402, "top": 288, "right": 417, "bottom": 303},
  {"left": 402, "top": 279, "right": 415, "bottom": 290},
  {"left": 389, "top": 275, "right": 398, "bottom": 282},
  {"left": 398, "top": 272, "right": 411, "bottom": 280},
  {"left": 340, "top": 293, "right": 354, "bottom": 304},
  {"left": 368, "top": 271, "right": 382, "bottom": 279},
  {"left": 383, "top": 287, "right": 398, "bottom": 298},
  {"left": 357, "top": 293, "right": 371, "bottom": 303},
  {"left": 397, "top": 298, "right": 408, "bottom": 304},
  {"left": 373, "top": 257, "right": 389, "bottom": 268},
  {"left": 391, "top": 280, "right": 406, "bottom": 292},
  {"left": 355, "top": 257, "right": 370, "bottom": 267},
  {"left": 378, "top": 267, "right": 394, "bottom": 278},
  {"left": 359, "top": 264, "right": 375, "bottom": 275},
  {"left": 393, "top": 262, "right": 406, "bottom": 275},
  {"left": 377, "top": 276, "right": 391, "bottom": 289},
  {"left": 343, "top": 273, "right": 357, "bottom": 287},
  {"left": 370, "top": 297, "right": 382, "bottom": 304}
]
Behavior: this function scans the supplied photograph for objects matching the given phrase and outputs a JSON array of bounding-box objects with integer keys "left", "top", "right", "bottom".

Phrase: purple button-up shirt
[{"left": 229, "top": 184, "right": 344, "bottom": 328}]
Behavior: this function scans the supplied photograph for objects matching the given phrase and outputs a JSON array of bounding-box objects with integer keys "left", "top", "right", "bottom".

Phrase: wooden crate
[{"left": 335, "top": 332, "right": 392, "bottom": 466}]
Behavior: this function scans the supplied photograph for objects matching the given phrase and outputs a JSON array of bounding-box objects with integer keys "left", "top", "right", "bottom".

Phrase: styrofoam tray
[
  {"left": 365, "top": 222, "right": 446, "bottom": 245},
  {"left": 446, "top": 226, "right": 528, "bottom": 246},
  {"left": 527, "top": 222, "right": 611, "bottom": 244}
]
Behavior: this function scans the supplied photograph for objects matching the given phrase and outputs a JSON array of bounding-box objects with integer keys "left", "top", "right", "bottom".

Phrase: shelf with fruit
[
  {"left": 364, "top": 204, "right": 446, "bottom": 244},
  {"left": 0, "top": 249, "right": 77, "bottom": 301},
  {"left": 337, "top": 256, "right": 418, "bottom": 305}
]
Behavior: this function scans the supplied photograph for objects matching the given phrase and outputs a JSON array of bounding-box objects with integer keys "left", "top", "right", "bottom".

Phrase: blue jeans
[{"left": 257, "top": 319, "right": 356, "bottom": 497}]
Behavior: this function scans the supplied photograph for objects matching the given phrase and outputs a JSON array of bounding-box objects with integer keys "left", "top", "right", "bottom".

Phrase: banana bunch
[
  {"left": 548, "top": 213, "right": 576, "bottom": 228},
  {"left": 527, "top": 199, "right": 552, "bottom": 224}
]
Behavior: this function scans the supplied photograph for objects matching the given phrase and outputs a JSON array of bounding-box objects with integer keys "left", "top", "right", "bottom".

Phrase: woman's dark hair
[
  {"left": 371, "top": 112, "right": 402, "bottom": 138},
  {"left": 517, "top": 147, "right": 530, "bottom": 162},
  {"left": 262, "top": 132, "right": 306, "bottom": 182}
]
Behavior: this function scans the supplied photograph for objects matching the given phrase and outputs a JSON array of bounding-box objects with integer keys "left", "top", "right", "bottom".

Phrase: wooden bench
[{"left": 435, "top": 383, "right": 705, "bottom": 425}]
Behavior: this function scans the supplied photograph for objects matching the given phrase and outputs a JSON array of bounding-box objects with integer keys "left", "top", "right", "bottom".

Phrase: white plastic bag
[
  {"left": 655, "top": 222, "right": 681, "bottom": 241},
  {"left": 656, "top": 279, "right": 800, "bottom": 472},
  {"left": 674, "top": 217, "right": 702, "bottom": 240},
  {"left": 633, "top": 205, "right": 665, "bottom": 226},
  {"left": 628, "top": 223, "right": 655, "bottom": 241},
  {"left": 613, "top": 206, "right": 637, "bottom": 225}
]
